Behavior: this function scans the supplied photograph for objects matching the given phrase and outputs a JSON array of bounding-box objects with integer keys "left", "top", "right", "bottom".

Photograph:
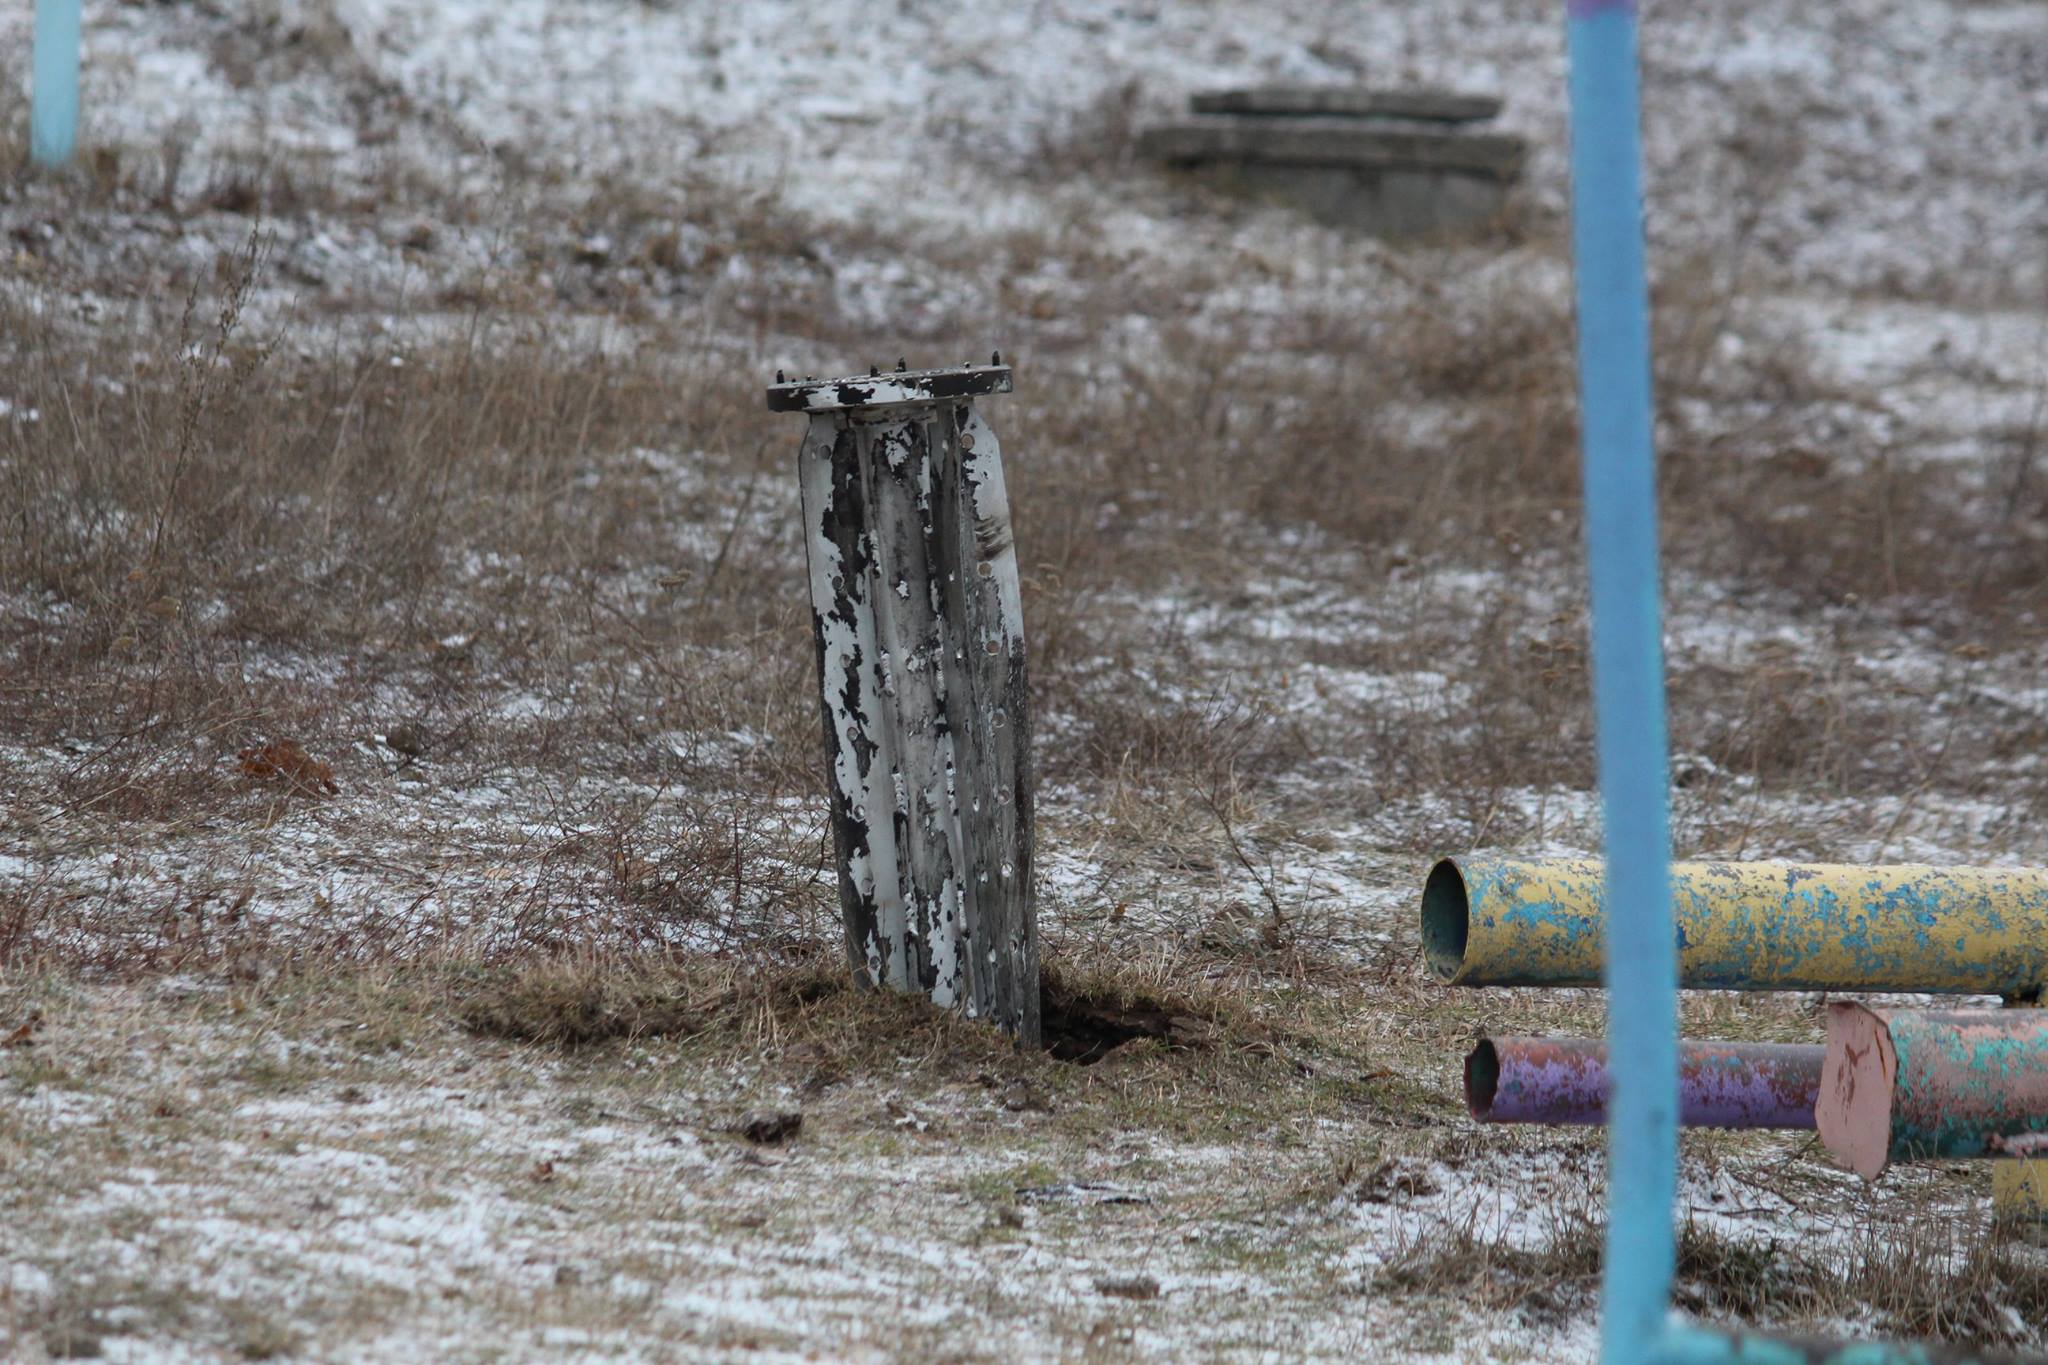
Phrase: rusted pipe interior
[
  {"left": 1421, "top": 858, "right": 1470, "bottom": 981},
  {"left": 1465, "top": 1037, "right": 1501, "bottom": 1120}
]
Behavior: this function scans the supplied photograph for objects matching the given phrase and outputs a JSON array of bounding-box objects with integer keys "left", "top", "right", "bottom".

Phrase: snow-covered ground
[
  {"left": 5, "top": 0, "right": 2048, "bottom": 1360},
  {"left": 12, "top": 0, "right": 2045, "bottom": 298}
]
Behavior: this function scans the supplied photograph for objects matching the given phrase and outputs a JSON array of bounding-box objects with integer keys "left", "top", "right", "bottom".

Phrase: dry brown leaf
[{"left": 237, "top": 739, "right": 339, "bottom": 795}]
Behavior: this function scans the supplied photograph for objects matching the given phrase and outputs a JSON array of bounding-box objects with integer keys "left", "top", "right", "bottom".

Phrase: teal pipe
[
  {"left": 1562, "top": 1, "right": 1677, "bottom": 1361},
  {"left": 1818, "top": 1005, "right": 2048, "bottom": 1180},
  {"left": 32, "top": 0, "right": 83, "bottom": 168}
]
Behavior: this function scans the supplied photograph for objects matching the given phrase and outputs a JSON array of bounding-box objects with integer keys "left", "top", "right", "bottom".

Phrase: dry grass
[
  {"left": 453, "top": 952, "right": 750, "bottom": 1048},
  {"left": 7, "top": 101, "right": 2048, "bottom": 1358},
  {"left": 1372, "top": 1216, "right": 1605, "bottom": 1321},
  {"left": 6, "top": 209, "right": 2047, "bottom": 950},
  {"left": 6, "top": 164, "right": 2046, "bottom": 846},
  {"left": 1373, "top": 1199, "right": 2048, "bottom": 1350},
  {"left": 0, "top": 954, "right": 1406, "bottom": 1361}
]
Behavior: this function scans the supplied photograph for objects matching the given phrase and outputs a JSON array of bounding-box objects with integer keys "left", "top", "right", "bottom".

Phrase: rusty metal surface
[
  {"left": 1993, "top": 1131, "right": 2048, "bottom": 1157},
  {"left": 860, "top": 415, "right": 959, "bottom": 999},
  {"left": 1992, "top": 996, "right": 2048, "bottom": 1224},
  {"left": 1468, "top": 1036, "right": 1821, "bottom": 1130},
  {"left": 767, "top": 361, "right": 1011, "bottom": 414},
  {"left": 1424, "top": 855, "right": 2048, "bottom": 995},
  {"left": 1820, "top": 1004, "right": 2048, "bottom": 1179},
  {"left": 781, "top": 366, "right": 1036, "bottom": 1043},
  {"left": 928, "top": 404, "right": 1037, "bottom": 1040}
]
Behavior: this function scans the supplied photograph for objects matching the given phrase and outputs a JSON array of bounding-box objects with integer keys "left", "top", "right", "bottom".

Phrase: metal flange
[{"left": 766, "top": 360, "right": 1012, "bottom": 414}]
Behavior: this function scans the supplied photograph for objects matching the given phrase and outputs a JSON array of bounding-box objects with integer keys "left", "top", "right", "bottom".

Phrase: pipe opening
[
  {"left": 1421, "top": 858, "right": 1470, "bottom": 981},
  {"left": 1465, "top": 1039, "right": 1500, "bottom": 1121}
]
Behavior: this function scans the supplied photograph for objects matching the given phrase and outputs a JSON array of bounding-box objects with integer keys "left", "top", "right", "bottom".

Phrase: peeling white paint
[{"left": 786, "top": 391, "right": 1036, "bottom": 1037}]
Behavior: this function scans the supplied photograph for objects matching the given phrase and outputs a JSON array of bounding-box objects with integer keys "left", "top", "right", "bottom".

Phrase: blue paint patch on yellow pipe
[{"left": 1424, "top": 856, "right": 2048, "bottom": 995}]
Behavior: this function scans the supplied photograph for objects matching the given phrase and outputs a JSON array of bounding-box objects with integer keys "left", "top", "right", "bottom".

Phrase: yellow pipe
[
  {"left": 1995, "top": 996, "right": 2048, "bottom": 1234},
  {"left": 1423, "top": 856, "right": 2048, "bottom": 994},
  {"left": 1993, "top": 1161, "right": 2048, "bottom": 1229}
]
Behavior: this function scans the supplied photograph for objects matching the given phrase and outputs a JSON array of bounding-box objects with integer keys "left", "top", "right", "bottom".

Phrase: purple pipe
[{"left": 1466, "top": 1036, "right": 1823, "bottom": 1130}]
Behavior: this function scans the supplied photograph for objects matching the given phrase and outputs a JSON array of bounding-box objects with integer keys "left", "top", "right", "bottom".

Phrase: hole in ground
[{"left": 1038, "top": 979, "right": 1197, "bottom": 1066}]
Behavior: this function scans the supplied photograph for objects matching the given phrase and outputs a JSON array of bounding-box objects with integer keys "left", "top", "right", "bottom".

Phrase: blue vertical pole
[
  {"left": 31, "top": 0, "right": 83, "bottom": 168},
  {"left": 1562, "top": 2, "right": 1677, "bottom": 1362}
]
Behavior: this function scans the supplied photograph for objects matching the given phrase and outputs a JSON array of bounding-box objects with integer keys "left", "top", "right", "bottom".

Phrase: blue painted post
[
  {"left": 31, "top": 0, "right": 83, "bottom": 168},
  {"left": 1551, "top": 6, "right": 2015, "bottom": 1359},
  {"left": 1561, "top": 2, "right": 1676, "bottom": 1362}
]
